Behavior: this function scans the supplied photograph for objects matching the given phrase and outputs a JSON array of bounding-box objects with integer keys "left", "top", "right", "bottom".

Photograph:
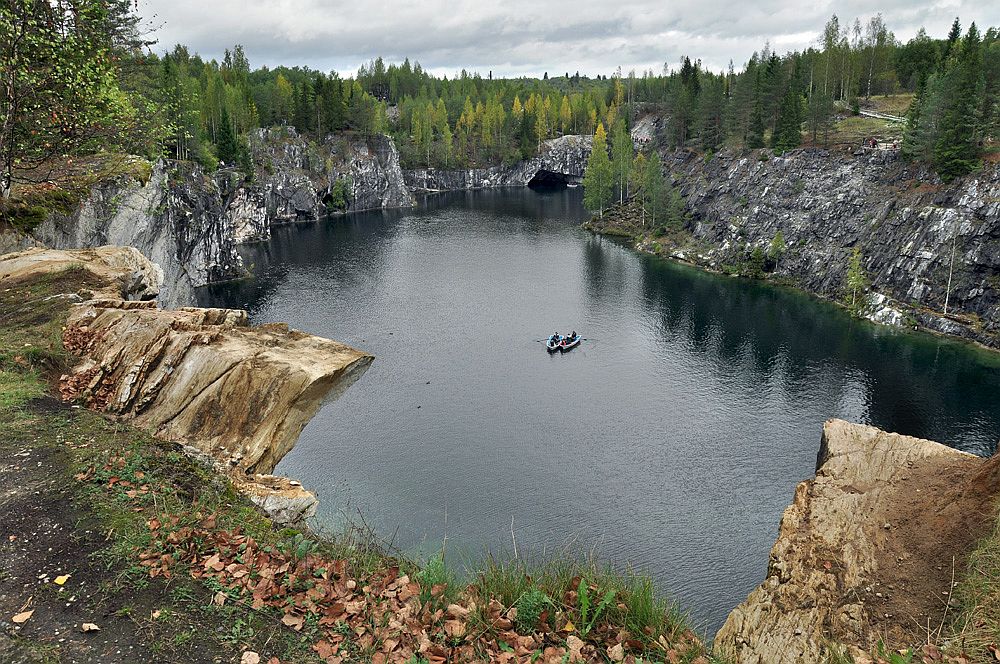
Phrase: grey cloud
[{"left": 140, "top": 0, "right": 1000, "bottom": 77}]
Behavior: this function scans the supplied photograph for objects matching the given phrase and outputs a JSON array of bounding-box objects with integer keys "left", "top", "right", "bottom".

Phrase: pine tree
[{"left": 582, "top": 123, "right": 613, "bottom": 218}]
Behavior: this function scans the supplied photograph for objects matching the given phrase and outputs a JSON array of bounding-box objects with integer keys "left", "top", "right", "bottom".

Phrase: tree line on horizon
[{"left": 2, "top": 0, "right": 998, "bottom": 208}]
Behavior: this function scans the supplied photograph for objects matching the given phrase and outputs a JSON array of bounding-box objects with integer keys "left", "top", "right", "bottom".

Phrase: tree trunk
[{"left": 866, "top": 47, "right": 875, "bottom": 99}]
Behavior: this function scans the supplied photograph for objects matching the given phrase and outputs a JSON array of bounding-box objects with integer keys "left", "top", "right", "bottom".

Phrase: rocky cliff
[
  {"left": 31, "top": 161, "right": 248, "bottom": 307},
  {"left": 0, "top": 246, "right": 373, "bottom": 524},
  {"left": 405, "top": 134, "right": 592, "bottom": 191},
  {"left": 243, "top": 127, "right": 414, "bottom": 223},
  {"left": 658, "top": 148, "right": 1000, "bottom": 347},
  {"left": 715, "top": 419, "right": 999, "bottom": 662},
  {"left": 8, "top": 130, "right": 415, "bottom": 307}
]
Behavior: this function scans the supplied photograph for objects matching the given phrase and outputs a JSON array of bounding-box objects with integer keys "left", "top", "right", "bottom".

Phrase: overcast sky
[{"left": 140, "top": 0, "right": 1000, "bottom": 78}]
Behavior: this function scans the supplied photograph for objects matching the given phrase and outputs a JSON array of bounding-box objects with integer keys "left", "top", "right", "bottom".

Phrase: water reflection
[{"left": 201, "top": 187, "right": 1000, "bottom": 634}]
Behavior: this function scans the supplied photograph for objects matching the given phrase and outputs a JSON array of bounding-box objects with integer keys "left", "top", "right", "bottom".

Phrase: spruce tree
[
  {"left": 293, "top": 82, "right": 313, "bottom": 132},
  {"left": 216, "top": 106, "right": 239, "bottom": 167},
  {"left": 933, "top": 24, "right": 983, "bottom": 180},
  {"left": 747, "top": 97, "right": 766, "bottom": 149},
  {"left": 806, "top": 91, "right": 834, "bottom": 144},
  {"left": 582, "top": 123, "right": 613, "bottom": 218},
  {"left": 944, "top": 18, "right": 962, "bottom": 60},
  {"left": 900, "top": 82, "right": 924, "bottom": 160},
  {"left": 772, "top": 87, "right": 803, "bottom": 153}
]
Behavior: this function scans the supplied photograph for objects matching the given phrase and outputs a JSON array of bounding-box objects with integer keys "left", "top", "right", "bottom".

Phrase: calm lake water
[{"left": 202, "top": 187, "right": 1000, "bottom": 635}]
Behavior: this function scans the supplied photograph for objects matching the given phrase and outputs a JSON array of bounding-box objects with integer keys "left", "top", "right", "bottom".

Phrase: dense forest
[{"left": 2, "top": 0, "right": 998, "bottom": 208}]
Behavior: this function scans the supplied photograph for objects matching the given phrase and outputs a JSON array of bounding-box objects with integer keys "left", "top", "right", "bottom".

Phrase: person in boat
[{"left": 570, "top": 331, "right": 577, "bottom": 340}]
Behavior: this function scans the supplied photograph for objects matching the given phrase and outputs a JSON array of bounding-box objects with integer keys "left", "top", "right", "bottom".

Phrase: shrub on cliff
[{"left": 844, "top": 247, "right": 871, "bottom": 313}]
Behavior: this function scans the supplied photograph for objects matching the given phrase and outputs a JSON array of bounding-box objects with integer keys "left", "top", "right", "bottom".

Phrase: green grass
[
  {"left": 472, "top": 555, "right": 695, "bottom": 649},
  {"left": 868, "top": 93, "right": 916, "bottom": 116},
  {"left": 949, "top": 516, "right": 1000, "bottom": 662},
  {"left": 0, "top": 189, "right": 80, "bottom": 232},
  {"left": 826, "top": 116, "right": 904, "bottom": 146}
]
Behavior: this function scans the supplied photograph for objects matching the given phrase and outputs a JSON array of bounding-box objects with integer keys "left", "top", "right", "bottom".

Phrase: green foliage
[
  {"left": 951, "top": 512, "right": 1000, "bottom": 661},
  {"left": 514, "top": 588, "right": 551, "bottom": 632},
  {"left": 0, "top": 0, "right": 137, "bottom": 197},
  {"left": 325, "top": 178, "right": 350, "bottom": 212},
  {"left": 807, "top": 91, "right": 835, "bottom": 144},
  {"left": 844, "top": 247, "right": 870, "bottom": 312},
  {"left": 7, "top": 4, "right": 996, "bottom": 194},
  {"left": 932, "top": 24, "right": 984, "bottom": 180},
  {"left": 1, "top": 189, "right": 78, "bottom": 232},
  {"left": 583, "top": 123, "right": 614, "bottom": 217},
  {"left": 746, "top": 98, "right": 766, "bottom": 149},
  {"left": 276, "top": 533, "right": 318, "bottom": 562},
  {"left": 215, "top": 106, "right": 240, "bottom": 167},
  {"left": 768, "top": 231, "right": 787, "bottom": 270},
  {"left": 772, "top": 86, "right": 804, "bottom": 153},
  {"left": 610, "top": 119, "right": 633, "bottom": 203},
  {"left": 414, "top": 553, "right": 455, "bottom": 608},
  {"left": 901, "top": 23, "right": 996, "bottom": 179},
  {"left": 577, "top": 581, "right": 616, "bottom": 637},
  {"left": 874, "top": 642, "right": 915, "bottom": 664}
]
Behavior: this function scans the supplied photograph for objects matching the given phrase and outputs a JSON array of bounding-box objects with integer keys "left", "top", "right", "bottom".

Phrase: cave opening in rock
[{"left": 527, "top": 169, "right": 572, "bottom": 189}]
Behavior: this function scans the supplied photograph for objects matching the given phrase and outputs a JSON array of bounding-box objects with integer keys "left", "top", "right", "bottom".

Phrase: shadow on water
[{"left": 201, "top": 187, "right": 1000, "bottom": 635}]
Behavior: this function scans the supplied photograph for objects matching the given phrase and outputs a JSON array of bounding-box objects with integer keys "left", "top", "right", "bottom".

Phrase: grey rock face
[
  {"left": 404, "top": 135, "right": 592, "bottom": 191},
  {"left": 664, "top": 148, "right": 1000, "bottom": 346},
  {"left": 33, "top": 161, "right": 247, "bottom": 307},
  {"left": 245, "top": 128, "right": 414, "bottom": 223},
  {"left": 20, "top": 131, "right": 417, "bottom": 308}
]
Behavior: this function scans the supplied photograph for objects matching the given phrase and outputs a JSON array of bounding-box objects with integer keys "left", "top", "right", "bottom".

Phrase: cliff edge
[
  {"left": 0, "top": 246, "right": 372, "bottom": 523},
  {"left": 715, "top": 419, "right": 1000, "bottom": 662}
]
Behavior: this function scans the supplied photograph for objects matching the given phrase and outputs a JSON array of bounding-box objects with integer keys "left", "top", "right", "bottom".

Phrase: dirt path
[{"left": 0, "top": 397, "right": 290, "bottom": 663}]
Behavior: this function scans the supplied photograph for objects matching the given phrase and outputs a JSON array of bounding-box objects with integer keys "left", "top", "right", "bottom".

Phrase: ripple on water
[{"left": 201, "top": 187, "right": 1000, "bottom": 634}]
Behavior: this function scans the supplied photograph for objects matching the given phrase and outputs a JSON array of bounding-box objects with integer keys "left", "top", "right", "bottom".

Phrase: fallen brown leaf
[{"left": 12, "top": 610, "right": 34, "bottom": 624}]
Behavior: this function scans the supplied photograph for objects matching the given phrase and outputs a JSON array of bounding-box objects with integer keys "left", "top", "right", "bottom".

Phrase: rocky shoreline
[
  {"left": 0, "top": 246, "right": 372, "bottom": 524},
  {"left": 1, "top": 129, "right": 417, "bottom": 307},
  {"left": 587, "top": 147, "right": 1000, "bottom": 350}
]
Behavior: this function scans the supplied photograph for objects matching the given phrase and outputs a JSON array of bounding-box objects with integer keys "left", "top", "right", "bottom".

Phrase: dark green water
[{"left": 202, "top": 187, "right": 1000, "bottom": 634}]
